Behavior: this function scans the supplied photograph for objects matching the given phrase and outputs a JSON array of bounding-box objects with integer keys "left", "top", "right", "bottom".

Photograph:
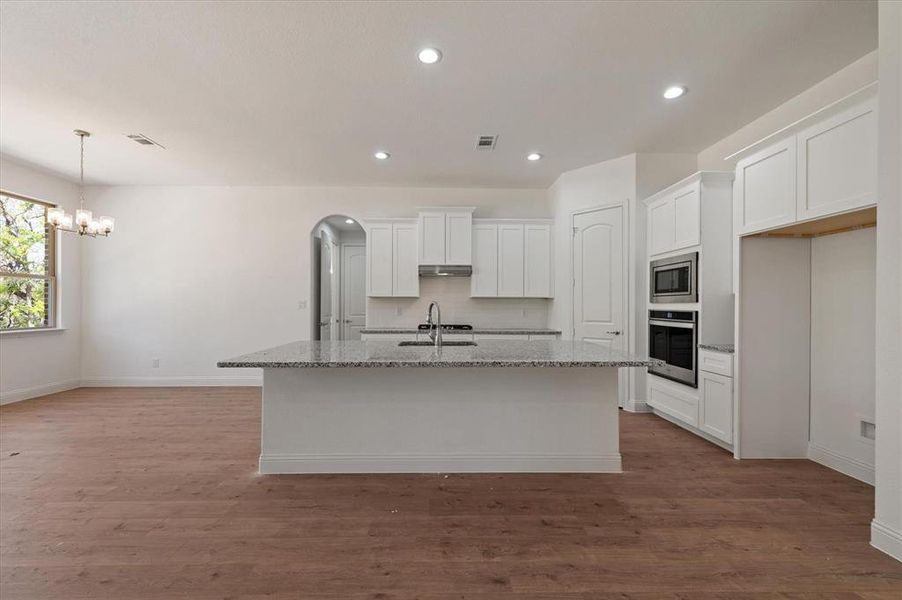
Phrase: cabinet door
[
  {"left": 672, "top": 183, "right": 701, "bottom": 251},
  {"left": 366, "top": 223, "right": 393, "bottom": 297},
  {"left": 648, "top": 197, "right": 675, "bottom": 256},
  {"left": 418, "top": 211, "right": 446, "bottom": 264},
  {"left": 497, "top": 224, "right": 525, "bottom": 297},
  {"left": 699, "top": 370, "right": 733, "bottom": 444},
  {"left": 392, "top": 223, "right": 419, "bottom": 297},
  {"left": 736, "top": 137, "right": 796, "bottom": 235},
  {"left": 797, "top": 97, "right": 877, "bottom": 221},
  {"left": 445, "top": 211, "right": 472, "bottom": 265},
  {"left": 524, "top": 224, "right": 552, "bottom": 298},
  {"left": 470, "top": 224, "right": 498, "bottom": 297}
]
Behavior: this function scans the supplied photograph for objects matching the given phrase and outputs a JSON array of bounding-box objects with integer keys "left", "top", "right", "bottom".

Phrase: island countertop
[
  {"left": 360, "top": 327, "right": 562, "bottom": 336},
  {"left": 218, "top": 340, "right": 660, "bottom": 369}
]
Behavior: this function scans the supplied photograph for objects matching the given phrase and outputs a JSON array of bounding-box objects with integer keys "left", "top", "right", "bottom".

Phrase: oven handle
[{"left": 649, "top": 319, "right": 695, "bottom": 329}]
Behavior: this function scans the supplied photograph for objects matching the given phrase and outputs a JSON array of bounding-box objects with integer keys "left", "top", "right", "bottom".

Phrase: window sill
[{"left": 0, "top": 327, "right": 68, "bottom": 337}]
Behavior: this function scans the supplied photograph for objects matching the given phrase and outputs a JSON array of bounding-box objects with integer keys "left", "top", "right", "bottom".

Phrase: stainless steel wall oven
[{"left": 648, "top": 310, "right": 697, "bottom": 387}]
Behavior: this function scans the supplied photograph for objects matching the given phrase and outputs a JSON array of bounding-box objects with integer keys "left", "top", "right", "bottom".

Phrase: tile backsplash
[{"left": 367, "top": 277, "right": 550, "bottom": 328}]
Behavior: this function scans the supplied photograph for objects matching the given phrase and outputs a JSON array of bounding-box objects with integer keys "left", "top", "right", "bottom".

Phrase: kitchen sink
[{"left": 398, "top": 341, "right": 478, "bottom": 347}]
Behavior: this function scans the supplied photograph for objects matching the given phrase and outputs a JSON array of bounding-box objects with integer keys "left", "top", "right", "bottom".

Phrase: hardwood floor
[{"left": 1, "top": 387, "right": 899, "bottom": 599}]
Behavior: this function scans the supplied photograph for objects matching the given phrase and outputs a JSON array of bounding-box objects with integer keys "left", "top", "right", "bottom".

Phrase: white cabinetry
[
  {"left": 699, "top": 370, "right": 733, "bottom": 444},
  {"left": 796, "top": 97, "right": 877, "bottom": 221},
  {"left": 646, "top": 179, "right": 705, "bottom": 257},
  {"left": 736, "top": 137, "right": 797, "bottom": 235},
  {"left": 365, "top": 219, "right": 419, "bottom": 297},
  {"left": 418, "top": 207, "right": 474, "bottom": 265},
  {"left": 524, "top": 224, "right": 553, "bottom": 298},
  {"left": 471, "top": 220, "right": 553, "bottom": 299},
  {"left": 498, "top": 224, "right": 525, "bottom": 297},
  {"left": 735, "top": 96, "right": 877, "bottom": 235},
  {"left": 471, "top": 224, "right": 498, "bottom": 297}
]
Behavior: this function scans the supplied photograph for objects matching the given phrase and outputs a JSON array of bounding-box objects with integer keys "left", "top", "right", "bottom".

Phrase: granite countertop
[
  {"left": 218, "top": 340, "right": 659, "bottom": 369},
  {"left": 360, "top": 327, "right": 562, "bottom": 335},
  {"left": 699, "top": 343, "right": 735, "bottom": 354}
]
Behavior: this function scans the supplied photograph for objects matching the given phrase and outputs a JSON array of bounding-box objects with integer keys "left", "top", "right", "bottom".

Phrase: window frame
[{"left": 0, "top": 189, "right": 58, "bottom": 331}]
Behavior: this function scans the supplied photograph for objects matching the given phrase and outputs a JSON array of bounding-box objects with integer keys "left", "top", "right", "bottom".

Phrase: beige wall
[{"left": 698, "top": 51, "right": 877, "bottom": 172}]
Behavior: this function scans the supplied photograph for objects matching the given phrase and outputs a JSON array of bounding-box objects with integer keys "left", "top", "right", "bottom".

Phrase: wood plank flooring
[{"left": 1, "top": 386, "right": 900, "bottom": 599}]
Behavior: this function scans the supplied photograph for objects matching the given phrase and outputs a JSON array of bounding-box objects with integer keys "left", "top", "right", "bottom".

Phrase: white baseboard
[
  {"left": 871, "top": 519, "right": 902, "bottom": 562},
  {"left": 0, "top": 379, "right": 80, "bottom": 405},
  {"left": 79, "top": 375, "right": 262, "bottom": 387},
  {"left": 807, "top": 442, "right": 875, "bottom": 486},
  {"left": 259, "top": 452, "right": 623, "bottom": 474},
  {"left": 650, "top": 408, "right": 734, "bottom": 453},
  {"left": 623, "top": 399, "right": 651, "bottom": 413}
]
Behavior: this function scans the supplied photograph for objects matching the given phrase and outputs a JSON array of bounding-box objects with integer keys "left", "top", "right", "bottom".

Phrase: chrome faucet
[{"left": 426, "top": 301, "right": 442, "bottom": 350}]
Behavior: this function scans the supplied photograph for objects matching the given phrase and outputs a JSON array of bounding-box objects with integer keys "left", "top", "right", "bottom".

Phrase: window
[{"left": 0, "top": 191, "right": 57, "bottom": 330}]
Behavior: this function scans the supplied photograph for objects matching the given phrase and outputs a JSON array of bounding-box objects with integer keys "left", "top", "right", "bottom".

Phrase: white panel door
[
  {"left": 471, "top": 224, "right": 498, "bottom": 297},
  {"left": 393, "top": 223, "right": 420, "bottom": 297},
  {"left": 366, "top": 223, "right": 393, "bottom": 297},
  {"left": 797, "top": 97, "right": 877, "bottom": 221},
  {"left": 418, "top": 211, "right": 446, "bottom": 264},
  {"left": 497, "top": 224, "right": 525, "bottom": 297},
  {"left": 699, "top": 370, "right": 733, "bottom": 443},
  {"left": 736, "top": 137, "right": 796, "bottom": 234},
  {"left": 524, "top": 224, "right": 552, "bottom": 298},
  {"left": 672, "top": 183, "right": 701, "bottom": 251},
  {"left": 445, "top": 212, "right": 472, "bottom": 265},
  {"left": 573, "top": 206, "right": 624, "bottom": 351},
  {"left": 648, "top": 197, "right": 675, "bottom": 256},
  {"left": 341, "top": 244, "right": 367, "bottom": 341}
]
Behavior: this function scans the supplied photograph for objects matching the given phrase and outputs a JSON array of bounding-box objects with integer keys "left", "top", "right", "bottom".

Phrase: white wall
[
  {"left": 809, "top": 228, "right": 876, "bottom": 483},
  {"left": 698, "top": 51, "right": 878, "bottom": 172},
  {"left": 0, "top": 157, "right": 82, "bottom": 403},
  {"left": 872, "top": 0, "right": 902, "bottom": 561},
  {"left": 547, "top": 152, "right": 697, "bottom": 411},
  {"left": 78, "top": 185, "right": 548, "bottom": 385},
  {"left": 368, "top": 277, "right": 549, "bottom": 329}
]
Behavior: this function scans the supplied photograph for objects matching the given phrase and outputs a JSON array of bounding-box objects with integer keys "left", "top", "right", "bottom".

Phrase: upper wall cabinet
[
  {"left": 796, "top": 97, "right": 877, "bottom": 221},
  {"left": 418, "top": 207, "right": 474, "bottom": 265},
  {"left": 471, "top": 220, "right": 553, "bottom": 298},
  {"left": 736, "top": 137, "right": 797, "bottom": 235},
  {"left": 735, "top": 96, "right": 877, "bottom": 236},
  {"left": 648, "top": 180, "right": 701, "bottom": 256},
  {"left": 366, "top": 219, "right": 419, "bottom": 297}
]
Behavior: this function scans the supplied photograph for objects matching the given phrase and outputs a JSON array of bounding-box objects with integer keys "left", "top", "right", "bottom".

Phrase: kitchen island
[{"left": 218, "top": 340, "right": 657, "bottom": 474}]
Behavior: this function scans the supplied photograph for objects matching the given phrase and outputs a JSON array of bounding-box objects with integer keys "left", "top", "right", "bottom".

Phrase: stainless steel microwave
[{"left": 650, "top": 252, "right": 698, "bottom": 304}]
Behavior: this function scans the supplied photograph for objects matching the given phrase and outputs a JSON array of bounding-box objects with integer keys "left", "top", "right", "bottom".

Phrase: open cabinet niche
[{"left": 736, "top": 217, "right": 877, "bottom": 484}]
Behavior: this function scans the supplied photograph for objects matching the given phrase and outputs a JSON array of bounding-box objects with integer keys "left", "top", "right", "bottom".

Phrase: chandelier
[{"left": 47, "top": 129, "right": 114, "bottom": 237}]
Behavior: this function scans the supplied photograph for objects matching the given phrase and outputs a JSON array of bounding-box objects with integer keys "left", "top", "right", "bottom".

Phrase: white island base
[{"left": 260, "top": 366, "right": 621, "bottom": 474}]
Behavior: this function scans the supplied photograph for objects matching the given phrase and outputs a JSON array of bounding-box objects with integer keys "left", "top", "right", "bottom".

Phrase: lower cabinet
[
  {"left": 647, "top": 349, "right": 734, "bottom": 446},
  {"left": 698, "top": 370, "right": 733, "bottom": 444}
]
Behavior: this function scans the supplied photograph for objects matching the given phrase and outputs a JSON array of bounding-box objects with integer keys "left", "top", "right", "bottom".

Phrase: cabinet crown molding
[{"left": 643, "top": 171, "right": 734, "bottom": 206}]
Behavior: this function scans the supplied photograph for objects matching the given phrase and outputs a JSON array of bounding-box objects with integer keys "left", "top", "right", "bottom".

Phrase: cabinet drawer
[
  {"left": 699, "top": 349, "right": 733, "bottom": 377},
  {"left": 647, "top": 376, "right": 699, "bottom": 427}
]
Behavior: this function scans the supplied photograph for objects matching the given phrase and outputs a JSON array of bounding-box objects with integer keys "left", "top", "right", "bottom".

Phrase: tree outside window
[{"left": 0, "top": 191, "right": 56, "bottom": 330}]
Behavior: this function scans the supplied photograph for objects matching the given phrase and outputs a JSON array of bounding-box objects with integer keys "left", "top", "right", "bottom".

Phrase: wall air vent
[
  {"left": 475, "top": 135, "right": 498, "bottom": 150},
  {"left": 126, "top": 134, "right": 165, "bottom": 148}
]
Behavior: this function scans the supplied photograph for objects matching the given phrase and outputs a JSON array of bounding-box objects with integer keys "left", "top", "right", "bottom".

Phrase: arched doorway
[{"left": 310, "top": 215, "right": 366, "bottom": 341}]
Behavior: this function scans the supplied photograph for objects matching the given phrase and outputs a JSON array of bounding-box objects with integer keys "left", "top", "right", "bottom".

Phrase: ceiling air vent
[
  {"left": 126, "top": 134, "right": 165, "bottom": 149},
  {"left": 475, "top": 135, "right": 498, "bottom": 150}
]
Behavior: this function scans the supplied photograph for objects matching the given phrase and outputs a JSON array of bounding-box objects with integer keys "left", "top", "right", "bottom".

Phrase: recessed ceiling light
[
  {"left": 374, "top": 151, "right": 391, "bottom": 160},
  {"left": 345, "top": 218, "right": 355, "bottom": 225},
  {"left": 526, "top": 152, "right": 543, "bottom": 161},
  {"left": 417, "top": 47, "right": 442, "bottom": 64},
  {"left": 663, "top": 85, "right": 687, "bottom": 100}
]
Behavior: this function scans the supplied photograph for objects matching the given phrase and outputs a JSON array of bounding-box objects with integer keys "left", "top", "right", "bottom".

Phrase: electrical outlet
[
  {"left": 297, "top": 300, "right": 308, "bottom": 310},
  {"left": 152, "top": 358, "right": 160, "bottom": 369}
]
